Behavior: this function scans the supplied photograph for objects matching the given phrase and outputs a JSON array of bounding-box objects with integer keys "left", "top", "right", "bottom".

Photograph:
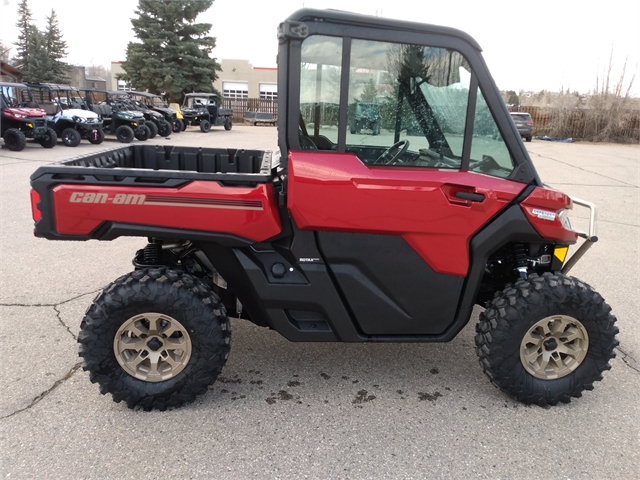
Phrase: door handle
[{"left": 455, "top": 191, "right": 485, "bottom": 202}]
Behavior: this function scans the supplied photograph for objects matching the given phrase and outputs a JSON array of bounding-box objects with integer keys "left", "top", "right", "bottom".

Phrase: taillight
[
  {"left": 526, "top": 121, "right": 534, "bottom": 125},
  {"left": 30, "top": 189, "right": 41, "bottom": 222}
]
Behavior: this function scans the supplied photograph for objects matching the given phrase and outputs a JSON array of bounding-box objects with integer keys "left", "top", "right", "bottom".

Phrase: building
[
  {"left": 110, "top": 59, "right": 278, "bottom": 99},
  {"left": 1, "top": 61, "right": 22, "bottom": 82},
  {"left": 214, "top": 59, "right": 277, "bottom": 100},
  {"left": 68, "top": 66, "right": 107, "bottom": 90}
]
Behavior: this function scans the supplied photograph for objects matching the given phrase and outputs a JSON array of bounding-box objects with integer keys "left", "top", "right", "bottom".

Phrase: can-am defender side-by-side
[
  {"left": 29, "top": 9, "right": 618, "bottom": 411},
  {"left": 82, "top": 90, "right": 150, "bottom": 143},
  {"left": 129, "top": 91, "right": 180, "bottom": 135},
  {"left": 180, "top": 92, "right": 233, "bottom": 132},
  {"left": 27, "top": 83, "right": 104, "bottom": 147},
  {"left": 1, "top": 82, "right": 57, "bottom": 151},
  {"left": 119, "top": 92, "right": 171, "bottom": 139}
]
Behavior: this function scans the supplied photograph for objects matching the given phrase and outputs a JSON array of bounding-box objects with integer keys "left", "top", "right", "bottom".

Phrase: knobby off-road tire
[
  {"left": 135, "top": 125, "right": 151, "bottom": 141},
  {"left": 87, "top": 128, "right": 105, "bottom": 145},
  {"left": 144, "top": 120, "right": 158, "bottom": 139},
  {"left": 224, "top": 118, "right": 232, "bottom": 131},
  {"left": 475, "top": 272, "right": 618, "bottom": 406},
  {"left": 37, "top": 128, "right": 58, "bottom": 148},
  {"left": 61, "top": 127, "right": 82, "bottom": 147},
  {"left": 78, "top": 268, "right": 231, "bottom": 411},
  {"left": 199, "top": 119, "right": 211, "bottom": 133},
  {"left": 3, "top": 128, "right": 27, "bottom": 151},
  {"left": 158, "top": 121, "right": 172, "bottom": 137},
  {"left": 115, "top": 125, "right": 134, "bottom": 143}
]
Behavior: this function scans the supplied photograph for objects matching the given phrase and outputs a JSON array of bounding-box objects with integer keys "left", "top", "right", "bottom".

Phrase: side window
[
  {"left": 468, "top": 89, "right": 515, "bottom": 178},
  {"left": 299, "top": 35, "right": 343, "bottom": 149},
  {"left": 296, "top": 34, "right": 516, "bottom": 179}
]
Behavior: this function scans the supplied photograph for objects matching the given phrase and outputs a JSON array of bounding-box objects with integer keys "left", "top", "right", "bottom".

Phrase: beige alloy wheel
[
  {"left": 113, "top": 312, "right": 192, "bottom": 382},
  {"left": 520, "top": 315, "right": 589, "bottom": 380}
]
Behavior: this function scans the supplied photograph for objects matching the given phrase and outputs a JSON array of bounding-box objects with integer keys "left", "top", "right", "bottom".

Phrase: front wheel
[
  {"left": 78, "top": 268, "right": 231, "bottom": 411},
  {"left": 144, "top": 121, "right": 158, "bottom": 139},
  {"left": 115, "top": 125, "right": 134, "bottom": 143},
  {"left": 37, "top": 128, "right": 58, "bottom": 148},
  {"left": 135, "top": 125, "right": 151, "bottom": 141},
  {"left": 61, "top": 127, "right": 82, "bottom": 147},
  {"left": 87, "top": 128, "right": 105, "bottom": 145},
  {"left": 3, "top": 128, "right": 27, "bottom": 151},
  {"left": 199, "top": 119, "right": 211, "bottom": 133},
  {"left": 475, "top": 273, "right": 618, "bottom": 406},
  {"left": 158, "top": 121, "right": 172, "bottom": 137}
]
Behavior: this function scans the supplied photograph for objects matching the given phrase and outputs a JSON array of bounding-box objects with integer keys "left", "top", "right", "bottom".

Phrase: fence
[
  {"left": 221, "top": 97, "right": 638, "bottom": 141},
  {"left": 222, "top": 98, "right": 278, "bottom": 124},
  {"left": 508, "top": 105, "right": 639, "bottom": 141}
]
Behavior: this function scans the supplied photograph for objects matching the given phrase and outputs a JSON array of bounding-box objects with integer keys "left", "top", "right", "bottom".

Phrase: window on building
[
  {"left": 223, "top": 81, "right": 248, "bottom": 99},
  {"left": 259, "top": 83, "right": 277, "bottom": 100}
]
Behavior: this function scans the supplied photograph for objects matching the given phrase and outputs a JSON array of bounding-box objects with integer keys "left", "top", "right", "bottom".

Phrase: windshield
[{"left": 1, "top": 85, "right": 38, "bottom": 108}]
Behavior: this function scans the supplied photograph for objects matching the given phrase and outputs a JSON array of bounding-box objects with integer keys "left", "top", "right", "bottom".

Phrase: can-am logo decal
[
  {"left": 68, "top": 192, "right": 262, "bottom": 210},
  {"left": 532, "top": 208, "right": 556, "bottom": 221}
]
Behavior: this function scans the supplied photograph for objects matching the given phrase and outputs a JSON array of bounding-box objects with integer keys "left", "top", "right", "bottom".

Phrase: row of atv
[{"left": 1, "top": 82, "right": 233, "bottom": 152}]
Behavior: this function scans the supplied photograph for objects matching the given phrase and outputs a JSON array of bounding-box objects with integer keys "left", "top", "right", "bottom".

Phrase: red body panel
[
  {"left": 288, "top": 151, "right": 526, "bottom": 276},
  {"left": 520, "top": 187, "right": 578, "bottom": 242},
  {"left": 3, "top": 107, "right": 47, "bottom": 119},
  {"left": 51, "top": 181, "right": 282, "bottom": 241}
]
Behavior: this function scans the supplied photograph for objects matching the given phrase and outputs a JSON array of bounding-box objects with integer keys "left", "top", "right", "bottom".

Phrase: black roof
[{"left": 285, "top": 8, "right": 482, "bottom": 51}]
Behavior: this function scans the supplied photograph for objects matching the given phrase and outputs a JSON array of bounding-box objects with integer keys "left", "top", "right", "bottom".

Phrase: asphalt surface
[{"left": 1, "top": 127, "right": 638, "bottom": 479}]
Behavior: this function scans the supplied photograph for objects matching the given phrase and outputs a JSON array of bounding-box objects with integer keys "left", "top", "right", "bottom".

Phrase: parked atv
[
  {"left": 27, "top": 83, "right": 104, "bottom": 147},
  {"left": 114, "top": 92, "right": 171, "bottom": 139},
  {"left": 129, "top": 92, "right": 179, "bottom": 135},
  {"left": 181, "top": 93, "right": 233, "bottom": 132},
  {"left": 30, "top": 9, "right": 618, "bottom": 411},
  {"left": 169, "top": 102, "right": 186, "bottom": 132},
  {"left": 82, "top": 90, "right": 150, "bottom": 143},
  {"left": 1, "top": 82, "right": 57, "bottom": 151},
  {"left": 349, "top": 102, "right": 381, "bottom": 135}
]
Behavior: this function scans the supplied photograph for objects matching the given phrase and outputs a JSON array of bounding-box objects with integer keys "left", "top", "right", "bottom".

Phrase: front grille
[{"left": 35, "top": 119, "right": 46, "bottom": 126}]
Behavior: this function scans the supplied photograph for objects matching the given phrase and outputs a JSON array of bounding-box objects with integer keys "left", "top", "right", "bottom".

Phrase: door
[{"left": 288, "top": 34, "right": 526, "bottom": 336}]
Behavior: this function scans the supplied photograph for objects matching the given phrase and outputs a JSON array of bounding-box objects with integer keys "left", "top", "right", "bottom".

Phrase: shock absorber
[
  {"left": 513, "top": 243, "right": 528, "bottom": 279},
  {"left": 143, "top": 241, "right": 163, "bottom": 265}
]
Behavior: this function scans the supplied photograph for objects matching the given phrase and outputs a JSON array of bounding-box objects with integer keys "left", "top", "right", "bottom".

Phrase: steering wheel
[{"left": 374, "top": 140, "right": 410, "bottom": 165}]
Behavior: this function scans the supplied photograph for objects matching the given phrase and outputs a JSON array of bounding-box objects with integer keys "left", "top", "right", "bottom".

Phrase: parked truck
[{"left": 29, "top": 9, "right": 617, "bottom": 411}]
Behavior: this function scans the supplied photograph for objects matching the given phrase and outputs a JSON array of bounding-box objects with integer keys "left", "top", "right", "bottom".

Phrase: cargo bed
[{"left": 30, "top": 144, "right": 281, "bottom": 243}]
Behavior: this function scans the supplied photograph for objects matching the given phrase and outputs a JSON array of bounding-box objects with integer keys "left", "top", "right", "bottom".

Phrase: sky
[{"left": 1, "top": 0, "right": 639, "bottom": 96}]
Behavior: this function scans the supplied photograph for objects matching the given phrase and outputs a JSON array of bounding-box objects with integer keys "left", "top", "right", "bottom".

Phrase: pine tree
[
  {"left": 43, "top": 9, "right": 69, "bottom": 82},
  {"left": 12, "top": 0, "right": 32, "bottom": 71},
  {"left": 119, "top": 0, "right": 222, "bottom": 102},
  {"left": 19, "top": 26, "right": 51, "bottom": 82}
]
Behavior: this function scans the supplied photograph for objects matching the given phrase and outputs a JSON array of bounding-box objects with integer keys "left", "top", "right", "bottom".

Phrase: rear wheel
[
  {"left": 526, "top": 135, "right": 532, "bottom": 142},
  {"left": 224, "top": 118, "right": 232, "bottom": 131},
  {"left": 199, "top": 119, "right": 211, "bottom": 133},
  {"left": 172, "top": 119, "right": 182, "bottom": 133},
  {"left": 61, "top": 127, "right": 82, "bottom": 147},
  {"left": 37, "top": 128, "right": 58, "bottom": 148},
  {"left": 78, "top": 268, "right": 231, "bottom": 411},
  {"left": 3, "top": 128, "right": 27, "bottom": 151},
  {"left": 144, "top": 121, "right": 158, "bottom": 139},
  {"left": 475, "top": 273, "right": 618, "bottom": 406},
  {"left": 135, "top": 125, "right": 151, "bottom": 141},
  {"left": 87, "top": 128, "right": 105, "bottom": 145},
  {"left": 115, "top": 125, "right": 135, "bottom": 143}
]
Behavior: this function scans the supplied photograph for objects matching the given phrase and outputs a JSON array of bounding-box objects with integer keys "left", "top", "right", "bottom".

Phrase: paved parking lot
[{"left": 1, "top": 127, "right": 638, "bottom": 478}]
